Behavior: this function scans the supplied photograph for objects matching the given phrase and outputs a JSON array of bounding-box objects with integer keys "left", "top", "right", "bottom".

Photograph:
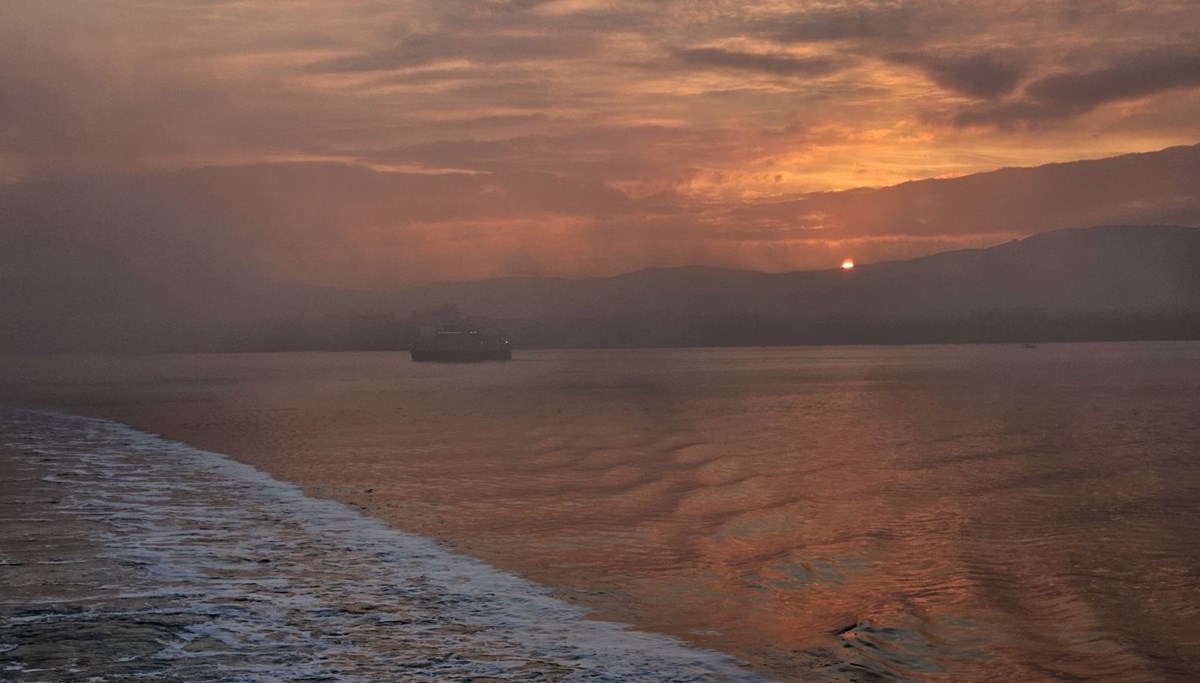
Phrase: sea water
[
  {"left": 0, "top": 407, "right": 765, "bottom": 681},
  {"left": 2, "top": 342, "right": 1199, "bottom": 681}
]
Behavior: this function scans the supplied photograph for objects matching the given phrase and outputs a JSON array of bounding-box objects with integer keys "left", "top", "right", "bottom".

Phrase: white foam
[{"left": 1, "top": 407, "right": 769, "bottom": 682}]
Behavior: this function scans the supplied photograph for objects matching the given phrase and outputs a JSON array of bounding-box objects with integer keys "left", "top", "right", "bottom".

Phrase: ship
[{"left": 410, "top": 327, "right": 512, "bottom": 362}]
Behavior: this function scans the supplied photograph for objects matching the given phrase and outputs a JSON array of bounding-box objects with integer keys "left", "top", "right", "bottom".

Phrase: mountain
[
  {"left": 396, "top": 225, "right": 1200, "bottom": 320},
  {"left": 3, "top": 219, "right": 1198, "bottom": 352},
  {"left": 196, "top": 224, "right": 1200, "bottom": 349},
  {"left": 768, "top": 144, "right": 1200, "bottom": 240},
  {"left": 389, "top": 225, "right": 1200, "bottom": 348},
  {"left": 2, "top": 141, "right": 1200, "bottom": 351},
  {"left": 832, "top": 225, "right": 1200, "bottom": 317}
]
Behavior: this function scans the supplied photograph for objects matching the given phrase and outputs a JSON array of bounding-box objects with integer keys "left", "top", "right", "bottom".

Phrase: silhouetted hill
[
  {"left": 4, "top": 223, "right": 1199, "bottom": 352},
  {"left": 355, "top": 224, "right": 1197, "bottom": 348},
  {"left": 801, "top": 224, "right": 1200, "bottom": 319},
  {"left": 3, "top": 143, "right": 1199, "bottom": 353},
  {"left": 397, "top": 225, "right": 1200, "bottom": 320},
  {"left": 774, "top": 144, "right": 1200, "bottom": 240}
]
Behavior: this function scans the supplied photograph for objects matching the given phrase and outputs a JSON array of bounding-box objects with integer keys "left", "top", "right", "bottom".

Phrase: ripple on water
[{"left": 0, "top": 408, "right": 768, "bottom": 682}]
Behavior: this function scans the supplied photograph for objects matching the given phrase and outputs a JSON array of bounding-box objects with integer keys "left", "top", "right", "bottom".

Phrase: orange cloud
[{"left": 2, "top": 0, "right": 1199, "bottom": 286}]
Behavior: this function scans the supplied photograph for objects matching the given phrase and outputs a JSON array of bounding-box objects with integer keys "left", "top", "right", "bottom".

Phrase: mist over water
[{"left": 3, "top": 343, "right": 1199, "bottom": 681}]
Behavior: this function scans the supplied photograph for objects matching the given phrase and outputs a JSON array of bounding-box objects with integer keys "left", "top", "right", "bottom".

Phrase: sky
[{"left": 3, "top": 0, "right": 1200, "bottom": 285}]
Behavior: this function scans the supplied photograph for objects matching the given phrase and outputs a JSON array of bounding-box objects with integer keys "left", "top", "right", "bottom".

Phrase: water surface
[
  {"left": 3, "top": 343, "right": 1199, "bottom": 680},
  {"left": 1, "top": 408, "right": 762, "bottom": 681}
]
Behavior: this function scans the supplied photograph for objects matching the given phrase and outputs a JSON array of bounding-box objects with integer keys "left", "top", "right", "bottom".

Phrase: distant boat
[
  {"left": 1022, "top": 343, "right": 1038, "bottom": 349},
  {"left": 410, "top": 327, "right": 512, "bottom": 362}
]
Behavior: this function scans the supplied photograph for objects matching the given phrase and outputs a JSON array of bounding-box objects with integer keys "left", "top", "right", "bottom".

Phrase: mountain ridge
[
  {"left": 392, "top": 224, "right": 1200, "bottom": 320},
  {"left": 3, "top": 224, "right": 1198, "bottom": 354}
]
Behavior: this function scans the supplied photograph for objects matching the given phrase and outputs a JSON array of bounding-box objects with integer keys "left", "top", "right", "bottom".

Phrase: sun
[{"left": 841, "top": 258, "right": 855, "bottom": 270}]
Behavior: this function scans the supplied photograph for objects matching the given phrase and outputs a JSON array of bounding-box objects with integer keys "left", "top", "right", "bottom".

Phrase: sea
[{"left": 1, "top": 342, "right": 1198, "bottom": 681}]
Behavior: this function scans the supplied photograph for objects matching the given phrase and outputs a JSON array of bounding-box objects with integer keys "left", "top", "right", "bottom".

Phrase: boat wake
[{"left": 0, "top": 407, "right": 766, "bottom": 682}]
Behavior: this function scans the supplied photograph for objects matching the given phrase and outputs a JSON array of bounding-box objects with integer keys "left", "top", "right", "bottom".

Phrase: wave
[{"left": 0, "top": 407, "right": 768, "bottom": 682}]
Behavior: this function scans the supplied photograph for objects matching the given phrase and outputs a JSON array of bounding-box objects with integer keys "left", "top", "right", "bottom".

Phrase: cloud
[
  {"left": 361, "top": 122, "right": 913, "bottom": 199},
  {"left": 2, "top": 0, "right": 1200, "bottom": 255},
  {"left": 674, "top": 48, "right": 840, "bottom": 77},
  {"left": 769, "top": 4, "right": 925, "bottom": 43},
  {"left": 888, "top": 52, "right": 1026, "bottom": 98},
  {"left": 955, "top": 51, "right": 1200, "bottom": 127},
  {"left": 311, "top": 30, "right": 601, "bottom": 73},
  {"left": 1027, "top": 51, "right": 1200, "bottom": 109}
]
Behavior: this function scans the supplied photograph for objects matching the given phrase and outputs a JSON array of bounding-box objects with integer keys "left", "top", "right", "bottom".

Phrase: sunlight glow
[{"left": 841, "top": 258, "right": 855, "bottom": 270}]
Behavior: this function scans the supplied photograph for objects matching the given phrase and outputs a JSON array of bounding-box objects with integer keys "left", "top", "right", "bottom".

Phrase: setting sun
[{"left": 841, "top": 258, "right": 855, "bottom": 270}]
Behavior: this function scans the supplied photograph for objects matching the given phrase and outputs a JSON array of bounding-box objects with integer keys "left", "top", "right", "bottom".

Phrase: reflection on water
[
  {"left": 3, "top": 343, "right": 1200, "bottom": 681},
  {"left": 0, "top": 409, "right": 766, "bottom": 682}
]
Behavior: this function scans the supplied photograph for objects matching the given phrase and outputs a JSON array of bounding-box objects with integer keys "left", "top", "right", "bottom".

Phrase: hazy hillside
[
  {"left": 838, "top": 225, "right": 1200, "bottom": 316},
  {"left": 396, "top": 225, "right": 1200, "bottom": 320},
  {"left": 2, "top": 140, "right": 1199, "bottom": 352},
  {"left": 3, "top": 223, "right": 1199, "bottom": 352}
]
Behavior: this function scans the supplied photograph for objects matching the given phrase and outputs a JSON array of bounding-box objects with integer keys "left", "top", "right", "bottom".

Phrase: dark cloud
[
  {"left": 889, "top": 52, "right": 1026, "bottom": 98},
  {"left": 307, "top": 1, "right": 633, "bottom": 76},
  {"left": 955, "top": 51, "right": 1200, "bottom": 127},
  {"left": 1026, "top": 51, "right": 1200, "bottom": 109},
  {"left": 311, "top": 30, "right": 600, "bottom": 72},
  {"left": 674, "top": 48, "right": 839, "bottom": 77},
  {"left": 770, "top": 5, "right": 924, "bottom": 44}
]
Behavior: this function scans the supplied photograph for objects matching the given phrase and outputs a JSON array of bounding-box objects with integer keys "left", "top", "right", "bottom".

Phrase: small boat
[
  {"left": 410, "top": 327, "right": 512, "bottom": 362},
  {"left": 1022, "top": 343, "right": 1037, "bottom": 349}
]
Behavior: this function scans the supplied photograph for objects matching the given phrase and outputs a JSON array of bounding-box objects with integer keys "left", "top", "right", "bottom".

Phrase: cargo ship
[{"left": 410, "top": 327, "right": 512, "bottom": 362}]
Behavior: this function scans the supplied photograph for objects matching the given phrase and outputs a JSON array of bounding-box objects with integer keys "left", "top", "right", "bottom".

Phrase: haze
[
  {"left": 2, "top": 1, "right": 1199, "bottom": 287},
  {"left": 4, "top": 6, "right": 1200, "bottom": 679}
]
